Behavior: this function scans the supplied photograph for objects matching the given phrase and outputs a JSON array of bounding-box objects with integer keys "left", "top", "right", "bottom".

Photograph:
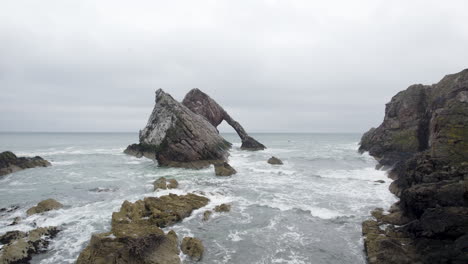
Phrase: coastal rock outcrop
[
  {"left": 267, "top": 156, "right": 283, "bottom": 165},
  {"left": 0, "top": 226, "right": 60, "bottom": 264},
  {"left": 124, "top": 89, "right": 232, "bottom": 168},
  {"left": 0, "top": 151, "right": 51, "bottom": 177},
  {"left": 76, "top": 193, "right": 209, "bottom": 264},
  {"left": 26, "top": 199, "right": 63, "bottom": 216},
  {"left": 180, "top": 237, "right": 204, "bottom": 261},
  {"left": 360, "top": 69, "right": 468, "bottom": 264},
  {"left": 214, "top": 162, "right": 237, "bottom": 176},
  {"left": 182, "top": 88, "right": 266, "bottom": 151},
  {"left": 153, "top": 177, "right": 179, "bottom": 191}
]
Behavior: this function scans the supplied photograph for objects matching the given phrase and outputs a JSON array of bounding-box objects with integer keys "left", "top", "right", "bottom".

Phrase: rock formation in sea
[
  {"left": 182, "top": 88, "right": 266, "bottom": 151},
  {"left": 359, "top": 69, "right": 468, "bottom": 264},
  {"left": 124, "top": 89, "right": 232, "bottom": 168},
  {"left": 0, "top": 151, "right": 51, "bottom": 177},
  {"left": 0, "top": 226, "right": 60, "bottom": 264},
  {"left": 76, "top": 193, "right": 209, "bottom": 264}
]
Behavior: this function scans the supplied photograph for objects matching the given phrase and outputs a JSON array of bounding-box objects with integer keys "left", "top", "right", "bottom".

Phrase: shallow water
[{"left": 0, "top": 132, "right": 396, "bottom": 264}]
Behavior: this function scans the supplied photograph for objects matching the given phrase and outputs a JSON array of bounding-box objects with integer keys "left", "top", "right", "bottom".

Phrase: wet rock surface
[
  {"left": 267, "top": 156, "right": 283, "bottom": 165},
  {"left": 214, "top": 204, "right": 231, "bottom": 213},
  {"left": 0, "top": 151, "right": 51, "bottom": 177},
  {"left": 182, "top": 88, "right": 266, "bottom": 151},
  {"left": 360, "top": 69, "right": 468, "bottom": 264},
  {"left": 26, "top": 199, "right": 63, "bottom": 216},
  {"left": 76, "top": 193, "right": 209, "bottom": 264},
  {"left": 153, "top": 177, "right": 179, "bottom": 191},
  {"left": 181, "top": 237, "right": 204, "bottom": 261},
  {"left": 0, "top": 226, "right": 60, "bottom": 264},
  {"left": 124, "top": 89, "right": 231, "bottom": 168},
  {"left": 214, "top": 162, "right": 237, "bottom": 176}
]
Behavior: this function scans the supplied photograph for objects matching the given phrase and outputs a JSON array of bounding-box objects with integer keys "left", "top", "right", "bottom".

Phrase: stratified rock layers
[
  {"left": 182, "top": 88, "right": 266, "bottom": 151},
  {"left": 125, "top": 89, "right": 231, "bottom": 168},
  {"left": 360, "top": 69, "right": 468, "bottom": 264}
]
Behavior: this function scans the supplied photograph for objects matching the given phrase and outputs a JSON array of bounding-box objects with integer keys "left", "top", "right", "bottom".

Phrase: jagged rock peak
[
  {"left": 125, "top": 89, "right": 231, "bottom": 168},
  {"left": 182, "top": 88, "right": 266, "bottom": 151}
]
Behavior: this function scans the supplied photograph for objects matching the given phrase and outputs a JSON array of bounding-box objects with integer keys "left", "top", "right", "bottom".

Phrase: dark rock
[
  {"left": 0, "top": 226, "right": 60, "bottom": 264},
  {"left": 181, "top": 237, "right": 204, "bottom": 261},
  {"left": 9, "top": 217, "right": 21, "bottom": 226},
  {"left": 153, "top": 177, "right": 178, "bottom": 191},
  {"left": 375, "top": 180, "right": 385, "bottom": 183},
  {"left": 267, "top": 156, "right": 283, "bottom": 165},
  {"left": 26, "top": 199, "right": 63, "bottom": 216},
  {"left": 76, "top": 193, "right": 209, "bottom": 264},
  {"left": 182, "top": 88, "right": 266, "bottom": 151},
  {"left": 202, "top": 210, "right": 212, "bottom": 221},
  {"left": 0, "top": 151, "right": 51, "bottom": 177},
  {"left": 124, "top": 89, "right": 232, "bottom": 168},
  {"left": 360, "top": 69, "right": 468, "bottom": 263},
  {"left": 214, "top": 162, "right": 237, "bottom": 176},
  {"left": 214, "top": 203, "right": 231, "bottom": 213}
]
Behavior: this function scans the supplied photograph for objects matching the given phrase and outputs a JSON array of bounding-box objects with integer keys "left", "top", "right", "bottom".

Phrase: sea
[{"left": 0, "top": 132, "right": 396, "bottom": 264}]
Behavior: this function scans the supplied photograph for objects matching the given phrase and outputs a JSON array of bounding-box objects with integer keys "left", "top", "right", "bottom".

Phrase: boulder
[
  {"left": 76, "top": 193, "right": 209, "bottom": 264},
  {"left": 267, "top": 156, "right": 283, "bottom": 165},
  {"left": 214, "top": 203, "right": 231, "bottom": 213},
  {"left": 153, "top": 177, "right": 179, "bottom": 191},
  {"left": 0, "top": 226, "right": 60, "bottom": 264},
  {"left": 181, "top": 237, "right": 204, "bottom": 261},
  {"left": 124, "top": 89, "right": 232, "bottom": 168},
  {"left": 182, "top": 88, "right": 266, "bottom": 151},
  {"left": 214, "top": 162, "right": 237, "bottom": 176},
  {"left": 360, "top": 69, "right": 468, "bottom": 263},
  {"left": 202, "top": 210, "right": 212, "bottom": 221},
  {"left": 0, "top": 151, "right": 51, "bottom": 177},
  {"left": 26, "top": 199, "right": 63, "bottom": 216}
]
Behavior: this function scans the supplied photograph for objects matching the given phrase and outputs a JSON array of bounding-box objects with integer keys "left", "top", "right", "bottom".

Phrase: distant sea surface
[{"left": 0, "top": 132, "right": 396, "bottom": 264}]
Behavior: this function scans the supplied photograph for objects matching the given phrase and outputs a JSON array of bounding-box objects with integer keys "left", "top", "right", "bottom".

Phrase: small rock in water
[
  {"left": 214, "top": 162, "right": 237, "bottom": 176},
  {"left": 26, "top": 199, "right": 63, "bottom": 216},
  {"left": 9, "top": 217, "right": 21, "bottom": 226},
  {"left": 181, "top": 237, "right": 204, "bottom": 261},
  {"left": 167, "top": 179, "right": 178, "bottom": 189},
  {"left": 202, "top": 210, "right": 212, "bottom": 221},
  {"left": 153, "top": 177, "right": 178, "bottom": 191},
  {"left": 374, "top": 180, "right": 385, "bottom": 183},
  {"left": 267, "top": 156, "right": 283, "bottom": 165},
  {"left": 214, "top": 204, "right": 231, "bottom": 213}
]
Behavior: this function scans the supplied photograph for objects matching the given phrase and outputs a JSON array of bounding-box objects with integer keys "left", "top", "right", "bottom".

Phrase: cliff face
[
  {"left": 124, "top": 89, "right": 231, "bottom": 168},
  {"left": 360, "top": 69, "right": 468, "bottom": 264},
  {"left": 182, "top": 89, "right": 266, "bottom": 151}
]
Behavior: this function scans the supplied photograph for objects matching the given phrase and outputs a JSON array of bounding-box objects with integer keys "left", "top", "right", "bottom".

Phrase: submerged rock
[
  {"left": 360, "top": 69, "right": 468, "bottom": 263},
  {"left": 0, "top": 151, "right": 51, "bottom": 177},
  {"left": 124, "top": 89, "right": 232, "bottom": 168},
  {"left": 214, "top": 204, "right": 231, "bottom": 213},
  {"left": 0, "top": 226, "right": 60, "bottom": 264},
  {"left": 76, "top": 193, "right": 209, "bottom": 264},
  {"left": 267, "top": 156, "right": 283, "bottom": 165},
  {"left": 202, "top": 210, "right": 212, "bottom": 221},
  {"left": 182, "top": 88, "right": 266, "bottom": 151},
  {"left": 214, "top": 162, "right": 237, "bottom": 176},
  {"left": 153, "top": 177, "right": 179, "bottom": 191},
  {"left": 26, "top": 199, "right": 63, "bottom": 216},
  {"left": 181, "top": 237, "right": 204, "bottom": 261}
]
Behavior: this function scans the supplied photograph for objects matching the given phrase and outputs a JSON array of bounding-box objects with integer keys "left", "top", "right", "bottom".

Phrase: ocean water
[{"left": 0, "top": 132, "right": 396, "bottom": 264}]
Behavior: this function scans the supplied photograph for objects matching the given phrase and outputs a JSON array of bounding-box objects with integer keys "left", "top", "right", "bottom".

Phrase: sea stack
[
  {"left": 124, "top": 89, "right": 231, "bottom": 168},
  {"left": 359, "top": 69, "right": 468, "bottom": 264},
  {"left": 182, "top": 88, "right": 266, "bottom": 151}
]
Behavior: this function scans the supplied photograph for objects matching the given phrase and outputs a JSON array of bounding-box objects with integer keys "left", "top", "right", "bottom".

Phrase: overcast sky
[{"left": 1, "top": 0, "right": 467, "bottom": 133}]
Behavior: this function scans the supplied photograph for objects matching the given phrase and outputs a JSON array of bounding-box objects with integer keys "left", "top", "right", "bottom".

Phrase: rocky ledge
[
  {"left": 76, "top": 193, "right": 209, "bottom": 264},
  {"left": 124, "top": 89, "right": 232, "bottom": 168},
  {"left": 360, "top": 69, "right": 468, "bottom": 263},
  {"left": 182, "top": 88, "right": 266, "bottom": 151},
  {"left": 0, "top": 151, "right": 51, "bottom": 177}
]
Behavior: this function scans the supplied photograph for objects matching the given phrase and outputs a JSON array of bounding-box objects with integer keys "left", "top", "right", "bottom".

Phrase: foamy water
[{"left": 0, "top": 133, "right": 396, "bottom": 264}]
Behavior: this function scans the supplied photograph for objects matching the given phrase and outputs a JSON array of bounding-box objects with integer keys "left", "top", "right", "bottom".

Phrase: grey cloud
[{"left": 1, "top": 0, "right": 467, "bottom": 133}]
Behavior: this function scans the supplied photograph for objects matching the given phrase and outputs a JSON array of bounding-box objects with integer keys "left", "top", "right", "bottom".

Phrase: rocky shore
[
  {"left": 359, "top": 69, "right": 468, "bottom": 263},
  {"left": 0, "top": 151, "right": 51, "bottom": 177}
]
